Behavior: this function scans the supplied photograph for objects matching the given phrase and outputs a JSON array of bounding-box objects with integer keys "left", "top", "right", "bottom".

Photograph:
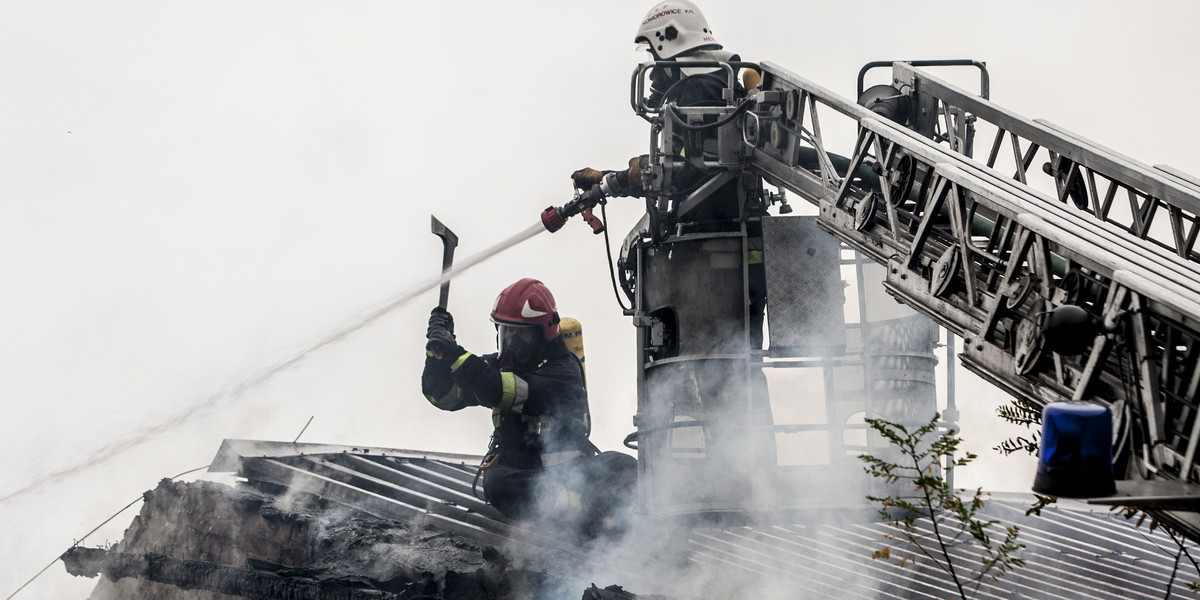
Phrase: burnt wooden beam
[{"left": 61, "top": 546, "right": 421, "bottom": 599}]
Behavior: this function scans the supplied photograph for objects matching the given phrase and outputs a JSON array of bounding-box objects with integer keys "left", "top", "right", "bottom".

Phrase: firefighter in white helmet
[
  {"left": 569, "top": 3, "right": 776, "bottom": 468},
  {"left": 571, "top": 1, "right": 765, "bottom": 343},
  {"left": 571, "top": 0, "right": 761, "bottom": 198}
]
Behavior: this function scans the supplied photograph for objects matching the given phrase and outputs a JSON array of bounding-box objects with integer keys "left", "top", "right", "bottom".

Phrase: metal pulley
[
  {"left": 857, "top": 84, "right": 912, "bottom": 126},
  {"left": 929, "top": 246, "right": 959, "bottom": 297},
  {"left": 1012, "top": 317, "right": 1044, "bottom": 376},
  {"left": 886, "top": 151, "right": 916, "bottom": 206},
  {"left": 853, "top": 192, "right": 878, "bottom": 232},
  {"left": 1000, "top": 273, "right": 1037, "bottom": 310}
]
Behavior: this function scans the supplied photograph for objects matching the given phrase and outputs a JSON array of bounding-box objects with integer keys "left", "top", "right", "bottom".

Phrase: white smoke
[{"left": 487, "top": 249, "right": 940, "bottom": 599}]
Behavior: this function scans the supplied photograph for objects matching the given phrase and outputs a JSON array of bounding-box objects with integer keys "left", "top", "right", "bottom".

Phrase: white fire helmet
[{"left": 635, "top": 0, "right": 721, "bottom": 60}]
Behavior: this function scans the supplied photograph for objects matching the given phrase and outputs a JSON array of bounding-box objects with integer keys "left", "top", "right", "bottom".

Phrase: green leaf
[{"left": 860, "top": 413, "right": 1027, "bottom": 596}]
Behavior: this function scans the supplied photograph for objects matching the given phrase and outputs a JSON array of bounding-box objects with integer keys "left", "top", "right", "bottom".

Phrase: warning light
[{"left": 1032, "top": 401, "right": 1116, "bottom": 498}]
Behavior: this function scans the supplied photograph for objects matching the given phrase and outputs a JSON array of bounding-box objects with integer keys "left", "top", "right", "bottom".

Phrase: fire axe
[
  {"left": 426, "top": 215, "right": 458, "bottom": 360},
  {"left": 430, "top": 214, "right": 458, "bottom": 309}
]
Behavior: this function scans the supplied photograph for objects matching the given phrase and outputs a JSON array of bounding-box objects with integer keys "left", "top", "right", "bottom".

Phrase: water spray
[{"left": 0, "top": 220, "right": 548, "bottom": 506}]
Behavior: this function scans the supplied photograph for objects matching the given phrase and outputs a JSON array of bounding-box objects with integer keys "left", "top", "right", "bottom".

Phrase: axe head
[
  {"left": 431, "top": 215, "right": 458, "bottom": 249},
  {"left": 431, "top": 215, "right": 458, "bottom": 309}
]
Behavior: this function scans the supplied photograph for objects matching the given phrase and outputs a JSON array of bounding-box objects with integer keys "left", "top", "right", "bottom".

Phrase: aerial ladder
[
  {"left": 750, "top": 60, "right": 1200, "bottom": 531},
  {"left": 548, "top": 58, "right": 1200, "bottom": 538}
]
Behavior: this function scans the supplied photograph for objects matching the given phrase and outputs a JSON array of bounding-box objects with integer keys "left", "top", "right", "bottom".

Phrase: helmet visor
[{"left": 496, "top": 322, "right": 542, "bottom": 369}]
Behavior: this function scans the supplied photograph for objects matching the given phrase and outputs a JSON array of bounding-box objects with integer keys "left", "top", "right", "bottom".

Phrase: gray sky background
[{"left": 3, "top": 1, "right": 1199, "bottom": 596}]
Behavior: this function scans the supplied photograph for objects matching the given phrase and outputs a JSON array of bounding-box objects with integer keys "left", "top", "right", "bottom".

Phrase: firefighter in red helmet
[{"left": 422, "top": 278, "right": 637, "bottom": 535}]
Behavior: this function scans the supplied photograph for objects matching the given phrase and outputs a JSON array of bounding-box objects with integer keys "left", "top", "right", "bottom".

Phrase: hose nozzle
[
  {"left": 541, "top": 172, "right": 621, "bottom": 234},
  {"left": 541, "top": 206, "right": 566, "bottom": 233}
]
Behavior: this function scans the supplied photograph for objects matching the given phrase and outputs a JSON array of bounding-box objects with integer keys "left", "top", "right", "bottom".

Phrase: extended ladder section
[{"left": 738, "top": 62, "right": 1200, "bottom": 528}]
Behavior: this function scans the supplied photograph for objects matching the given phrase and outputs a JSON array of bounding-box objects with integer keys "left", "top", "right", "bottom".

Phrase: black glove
[
  {"left": 426, "top": 324, "right": 461, "bottom": 361},
  {"left": 427, "top": 306, "right": 454, "bottom": 337}
]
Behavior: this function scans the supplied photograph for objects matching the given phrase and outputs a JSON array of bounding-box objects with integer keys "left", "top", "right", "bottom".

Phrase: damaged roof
[{"left": 207, "top": 439, "right": 1187, "bottom": 599}]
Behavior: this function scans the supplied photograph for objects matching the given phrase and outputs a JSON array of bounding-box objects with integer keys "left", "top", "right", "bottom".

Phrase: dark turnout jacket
[{"left": 422, "top": 337, "right": 591, "bottom": 470}]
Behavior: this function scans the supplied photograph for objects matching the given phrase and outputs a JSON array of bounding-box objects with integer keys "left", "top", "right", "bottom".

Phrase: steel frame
[
  {"left": 894, "top": 62, "right": 1200, "bottom": 264},
  {"left": 740, "top": 61, "right": 1200, "bottom": 536}
]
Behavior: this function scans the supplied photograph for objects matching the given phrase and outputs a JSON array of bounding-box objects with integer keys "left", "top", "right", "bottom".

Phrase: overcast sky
[{"left": 4, "top": 1, "right": 1199, "bottom": 597}]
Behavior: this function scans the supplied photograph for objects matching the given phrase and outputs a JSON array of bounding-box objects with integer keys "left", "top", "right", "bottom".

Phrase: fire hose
[
  {"left": 539, "top": 172, "right": 634, "bottom": 311},
  {"left": 540, "top": 172, "right": 624, "bottom": 235}
]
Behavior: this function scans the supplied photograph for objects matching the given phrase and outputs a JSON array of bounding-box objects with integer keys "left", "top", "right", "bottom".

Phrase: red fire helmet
[{"left": 490, "top": 278, "right": 561, "bottom": 341}]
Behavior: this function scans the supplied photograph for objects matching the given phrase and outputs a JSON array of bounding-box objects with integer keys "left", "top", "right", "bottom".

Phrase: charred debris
[
  {"left": 61, "top": 440, "right": 1192, "bottom": 600},
  {"left": 61, "top": 441, "right": 664, "bottom": 600}
]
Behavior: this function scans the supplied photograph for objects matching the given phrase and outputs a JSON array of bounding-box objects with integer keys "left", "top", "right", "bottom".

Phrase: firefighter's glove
[
  {"left": 427, "top": 306, "right": 455, "bottom": 337},
  {"left": 425, "top": 331, "right": 459, "bottom": 361},
  {"left": 571, "top": 167, "right": 606, "bottom": 190},
  {"left": 627, "top": 155, "right": 649, "bottom": 189},
  {"left": 742, "top": 66, "right": 762, "bottom": 92},
  {"left": 481, "top": 354, "right": 500, "bottom": 369},
  {"left": 426, "top": 306, "right": 459, "bottom": 360}
]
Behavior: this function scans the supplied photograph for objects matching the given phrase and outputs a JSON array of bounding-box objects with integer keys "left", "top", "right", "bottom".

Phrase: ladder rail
[
  {"left": 745, "top": 62, "right": 1200, "bottom": 506},
  {"left": 896, "top": 62, "right": 1200, "bottom": 263}
]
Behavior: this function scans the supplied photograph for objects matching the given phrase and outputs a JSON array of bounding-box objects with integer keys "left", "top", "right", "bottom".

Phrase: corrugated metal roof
[
  {"left": 211, "top": 440, "right": 1190, "bottom": 599},
  {"left": 684, "top": 502, "right": 1183, "bottom": 599}
]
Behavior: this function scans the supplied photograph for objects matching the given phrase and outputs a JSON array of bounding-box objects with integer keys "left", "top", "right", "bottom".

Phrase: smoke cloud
[{"left": 487, "top": 248, "right": 944, "bottom": 599}]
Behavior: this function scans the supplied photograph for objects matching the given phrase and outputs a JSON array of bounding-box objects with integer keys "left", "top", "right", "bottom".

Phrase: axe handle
[{"left": 438, "top": 251, "right": 454, "bottom": 308}]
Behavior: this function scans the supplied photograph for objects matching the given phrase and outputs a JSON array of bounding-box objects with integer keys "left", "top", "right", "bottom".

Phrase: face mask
[{"left": 497, "top": 323, "right": 542, "bottom": 371}]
